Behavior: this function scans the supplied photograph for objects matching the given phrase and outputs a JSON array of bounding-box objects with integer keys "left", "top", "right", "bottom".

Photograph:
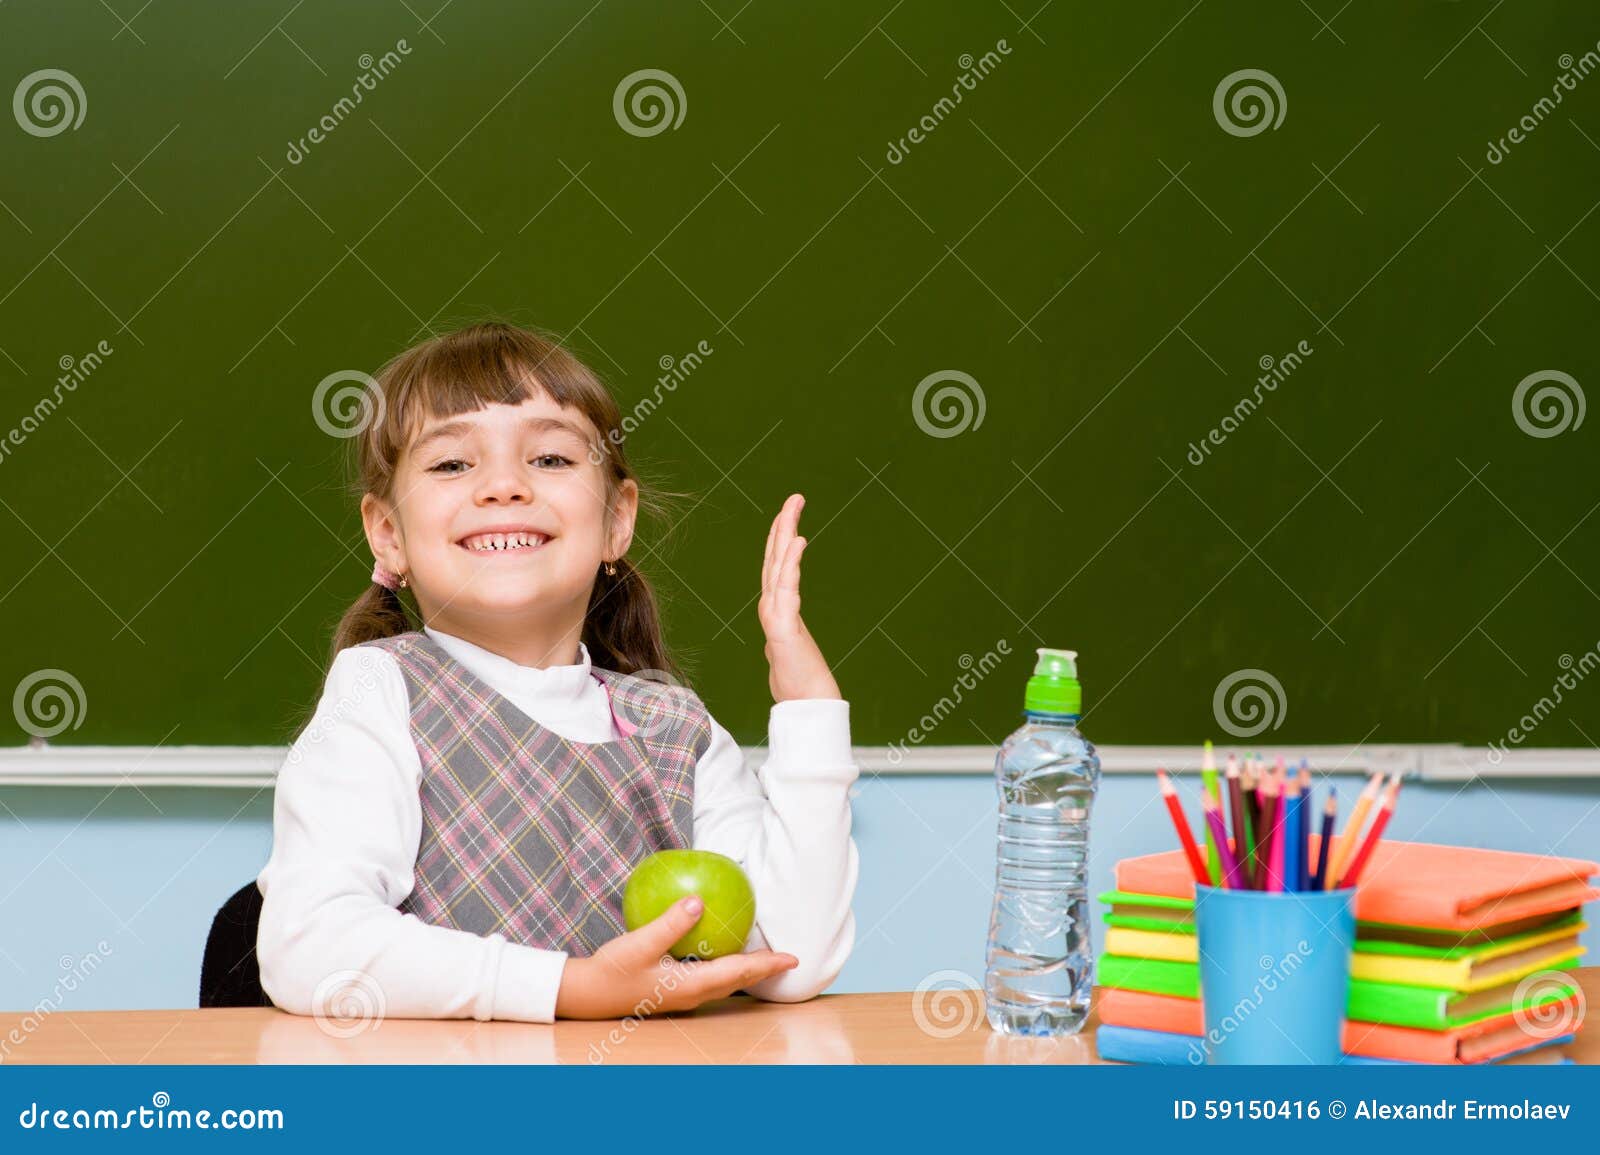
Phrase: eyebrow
[{"left": 411, "top": 415, "right": 592, "bottom": 456}]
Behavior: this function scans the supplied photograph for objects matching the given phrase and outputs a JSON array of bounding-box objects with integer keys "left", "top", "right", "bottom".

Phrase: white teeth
[{"left": 463, "top": 532, "right": 546, "bottom": 552}]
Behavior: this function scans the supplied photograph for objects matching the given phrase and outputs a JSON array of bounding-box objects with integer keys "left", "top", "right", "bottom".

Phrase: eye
[
  {"left": 429, "top": 459, "right": 468, "bottom": 474},
  {"left": 532, "top": 454, "right": 574, "bottom": 468}
]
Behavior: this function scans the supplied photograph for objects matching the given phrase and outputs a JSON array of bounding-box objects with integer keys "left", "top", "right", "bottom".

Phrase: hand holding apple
[
  {"left": 622, "top": 849, "right": 756, "bottom": 959},
  {"left": 554, "top": 894, "right": 797, "bottom": 1020}
]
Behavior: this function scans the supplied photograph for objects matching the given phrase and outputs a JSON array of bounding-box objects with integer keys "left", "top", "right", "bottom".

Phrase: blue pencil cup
[{"left": 1192, "top": 885, "right": 1356, "bottom": 1065}]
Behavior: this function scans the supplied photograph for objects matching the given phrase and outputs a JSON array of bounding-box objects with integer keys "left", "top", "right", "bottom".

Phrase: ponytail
[
  {"left": 327, "top": 581, "right": 416, "bottom": 670},
  {"left": 582, "top": 556, "right": 685, "bottom": 683}
]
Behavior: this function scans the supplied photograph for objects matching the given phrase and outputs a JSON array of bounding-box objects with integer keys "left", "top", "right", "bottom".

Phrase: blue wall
[{"left": 2, "top": 772, "right": 1597, "bottom": 1012}]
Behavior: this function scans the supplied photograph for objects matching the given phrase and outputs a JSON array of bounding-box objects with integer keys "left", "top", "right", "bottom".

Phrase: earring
[
  {"left": 399, "top": 573, "right": 409, "bottom": 589},
  {"left": 603, "top": 561, "right": 617, "bottom": 577}
]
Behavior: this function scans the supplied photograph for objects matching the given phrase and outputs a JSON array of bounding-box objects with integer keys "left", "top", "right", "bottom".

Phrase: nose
[{"left": 472, "top": 453, "right": 533, "bottom": 506}]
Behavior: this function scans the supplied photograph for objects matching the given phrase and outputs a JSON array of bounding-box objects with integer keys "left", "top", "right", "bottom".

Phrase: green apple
[{"left": 622, "top": 849, "right": 756, "bottom": 959}]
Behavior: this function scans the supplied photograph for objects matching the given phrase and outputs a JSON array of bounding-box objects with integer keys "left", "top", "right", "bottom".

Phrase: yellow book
[
  {"left": 1103, "top": 922, "right": 1588, "bottom": 992},
  {"left": 1104, "top": 927, "right": 1197, "bottom": 963},
  {"left": 1351, "top": 943, "right": 1586, "bottom": 990}
]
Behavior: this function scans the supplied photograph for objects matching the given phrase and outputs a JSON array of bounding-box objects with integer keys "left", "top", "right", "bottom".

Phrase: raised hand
[{"left": 759, "top": 493, "right": 842, "bottom": 703}]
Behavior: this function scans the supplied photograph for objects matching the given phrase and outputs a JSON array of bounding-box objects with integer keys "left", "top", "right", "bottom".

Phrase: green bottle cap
[{"left": 1024, "top": 647, "right": 1082, "bottom": 715}]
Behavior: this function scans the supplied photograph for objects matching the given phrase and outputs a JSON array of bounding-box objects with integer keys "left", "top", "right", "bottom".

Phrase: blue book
[
  {"left": 1095, "top": 1024, "right": 1575, "bottom": 1066},
  {"left": 1095, "top": 1024, "right": 1208, "bottom": 1065}
]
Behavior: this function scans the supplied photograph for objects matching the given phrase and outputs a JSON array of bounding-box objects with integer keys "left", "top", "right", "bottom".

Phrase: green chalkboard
[{"left": 3, "top": 2, "right": 1598, "bottom": 749}]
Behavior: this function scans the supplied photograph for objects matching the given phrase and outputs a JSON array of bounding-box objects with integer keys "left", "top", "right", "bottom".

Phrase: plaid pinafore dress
[{"left": 362, "top": 632, "right": 712, "bottom": 957}]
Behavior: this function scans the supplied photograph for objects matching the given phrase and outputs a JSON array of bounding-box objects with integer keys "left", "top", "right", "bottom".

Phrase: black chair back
[{"left": 199, "top": 881, "right": 272, "bottom": 1008}]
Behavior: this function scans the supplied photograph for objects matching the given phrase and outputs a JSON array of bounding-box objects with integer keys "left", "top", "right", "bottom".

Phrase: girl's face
[{"left": 363, "top": 394, "right": 637, "bottom": 645}]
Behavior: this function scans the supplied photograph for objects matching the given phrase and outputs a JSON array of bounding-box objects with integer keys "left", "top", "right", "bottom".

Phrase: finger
[
  {"left": 713, "top": 952, "right": 802, "bottom": 1000},
  {"left": 762, "top": 507, "right": 780, "bottom": 595},
  {"left": 771, "top": 495, "right": 799, "bottom": 577},
  {"left": 779, "top": 535, "right": 805, "bottom": 598},
  {"left": 742, "top": 950, "right": 800, "bottom": 980},
  {"left": 764, "top": 536, "right": 804, "bottom": 630},
  {"left": 674, "top": 951, "right": 799, "bottom": 1003},
  {"left": 621, "top": 894, "right": 704, "bottom": 962},
  {"left": 784, "top": 495, "right": 803, "bottom": 567},
  {"left": 761, "top": 495, "right": 797, "bottom": 610},
  {"left": 762, "top": 506, "right": 787, "bottom": 603}
]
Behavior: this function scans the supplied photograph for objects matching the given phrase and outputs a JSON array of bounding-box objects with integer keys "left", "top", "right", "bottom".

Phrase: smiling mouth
[{"left": 457, "top": 531, "right": 552, "bottom": 555}]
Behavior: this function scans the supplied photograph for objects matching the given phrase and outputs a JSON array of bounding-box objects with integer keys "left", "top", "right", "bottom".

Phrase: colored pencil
[
  {"left": 1225, "top": 755, "right": 1249, "bottom": 887},
  {"left": 1324, "top": 771, "right": 1383, "bottom": 889},
  {"left": 1270, "top": 796, "right": 1287, "bottom": 889},
  {"left": 1200, "top": 740, "right": 1222, "bottom": 885},
  {"left": 1248, "top": 761, "right": 1260, "bottom": 889},
  {"left": 1292, "top": 761, "right": 1305, "bottom": 889},
  {"left": 1245, "top": 756, "right": 1266, "bottom": 886},
  {"left": 1237, "top": 755, "right": 1257, "bottom": 872},
  {"left": 1340, "top": 775, "right": 1401, "bottom": 887},
  {"left": 1157, "top": 769, "right": 1211, "bottom": 886},
  {"left": 1274, "top": 763, "right": 1292, "bottom": 890},
  {"left": 1309, "top": 788, "right": 1338, "bottom": 891},
  {"left": 1256, "top": 766, "right": 1282, "bottom": 890},
  {"left": 1281, "top": 761, "right": 1302, "bottom": 892},
  {"left": 1238, "top": 755, "right": 1255, "bottom": 886},
  {"left": 1202, "top": 786, "right": 1242, "bottom": 888}
]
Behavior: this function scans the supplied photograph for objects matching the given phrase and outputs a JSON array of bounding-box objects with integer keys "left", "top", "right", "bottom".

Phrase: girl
[{"left": 256, "top": 322, "right": 859, "bottom": 1022}]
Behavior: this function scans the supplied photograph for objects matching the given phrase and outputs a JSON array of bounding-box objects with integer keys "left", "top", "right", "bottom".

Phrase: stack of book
[{"left": 1094, "top": 840, "right": 1597, "bottom": 1064}]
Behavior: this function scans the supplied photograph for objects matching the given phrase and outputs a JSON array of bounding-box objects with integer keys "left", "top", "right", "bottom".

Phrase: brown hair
[{"left": 327, "top": 321, "right": 686, "bottom": 681}]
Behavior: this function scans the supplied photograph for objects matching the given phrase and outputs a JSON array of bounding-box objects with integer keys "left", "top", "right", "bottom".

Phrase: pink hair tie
[{"left": 371, "top": 563, "right": 402, "bottom": 591}]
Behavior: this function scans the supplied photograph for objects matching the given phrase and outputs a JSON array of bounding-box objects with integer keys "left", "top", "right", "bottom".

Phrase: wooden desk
[{"left": 3, "top": 969, "right": 1594, "bottom": 1065}]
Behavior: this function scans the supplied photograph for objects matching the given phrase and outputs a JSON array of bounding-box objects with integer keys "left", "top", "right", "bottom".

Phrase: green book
[
  {"left": 1103, "top": 909, "right": 1586, "bottom": 959},
  {"left": 1096, "top": 953, "right": 1580, "bottom": 1031},
  {"left": 1098, "top": 890, "right": 1585, "bottom": 948},
  {"left": 1352, "top": 912, "right": 1583, "bottom": 959}
]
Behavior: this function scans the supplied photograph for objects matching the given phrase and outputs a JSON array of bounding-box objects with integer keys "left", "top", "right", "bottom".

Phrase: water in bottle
[{"left": 984, "top": 647, "right": 1101, "bottom": 1035}]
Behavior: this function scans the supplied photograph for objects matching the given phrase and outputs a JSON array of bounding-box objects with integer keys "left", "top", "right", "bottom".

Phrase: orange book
[
  {"left": 1096, "top": 987, "right": 1584, "bottom": 1063},
  {"left": 1116, "top": 838, "right": 1599, "bottom": 932}
]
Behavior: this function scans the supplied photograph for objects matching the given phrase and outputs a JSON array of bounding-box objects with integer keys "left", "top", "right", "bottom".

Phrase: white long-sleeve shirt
[{"left": 256, "top": 626, "right": 859, "bottom": 1023}]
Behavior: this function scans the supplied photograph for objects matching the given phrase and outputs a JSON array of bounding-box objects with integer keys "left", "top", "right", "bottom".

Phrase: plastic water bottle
[{"left": 984, "top": 647, "right": 1101, "bottom": 1035}]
